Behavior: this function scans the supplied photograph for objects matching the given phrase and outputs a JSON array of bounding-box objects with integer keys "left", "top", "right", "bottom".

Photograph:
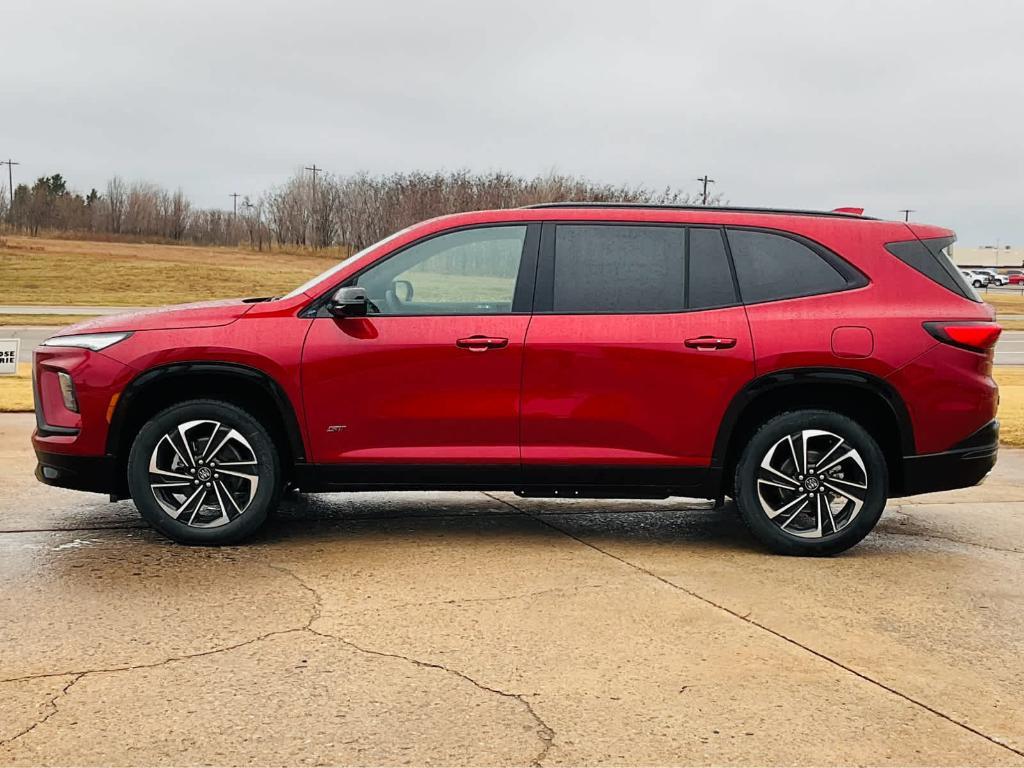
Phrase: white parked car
[
  {"left": 962, "top": 270, "right": 994, "bottom": 288},
  {"left": 976, "top": 268, "right": 1008, "bottom": 286}
]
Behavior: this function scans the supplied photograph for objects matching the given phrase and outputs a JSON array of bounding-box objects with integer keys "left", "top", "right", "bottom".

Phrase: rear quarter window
[
  {"left": 726, "top": 229, "right": 851, "bottom": 304},
  {"left": 885, "top": 236, "right": 979, "bottom": 302}
]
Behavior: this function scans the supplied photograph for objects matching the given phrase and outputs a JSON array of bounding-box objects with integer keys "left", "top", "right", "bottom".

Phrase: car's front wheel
[
  {"left": 734, "top": 410, "right": 888, "bottom": 556},
  {"left": 127, "top": 399, "right": 282, "bottom": 544}
]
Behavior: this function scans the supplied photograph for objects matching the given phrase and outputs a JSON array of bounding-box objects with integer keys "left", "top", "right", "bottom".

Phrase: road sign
[{"left": 0, "top": 338, "right": 21, "bottom": 375}]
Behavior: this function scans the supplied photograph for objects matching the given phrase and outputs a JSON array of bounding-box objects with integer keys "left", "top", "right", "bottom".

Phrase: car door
[
  {"left": 520, "top": 223, "right": 754, "bottom": 489},
  {"left": 301, "top": 223, "right": 539, "bottom": 481}
]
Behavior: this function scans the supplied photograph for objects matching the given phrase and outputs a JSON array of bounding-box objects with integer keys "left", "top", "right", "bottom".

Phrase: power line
[
  {"left": 230, "top": 192, "right": 240, "bottom": 217},
  {"left": 1, "top": 158, "right": 18, "bottom": 210},
  {"left": 696, "top": 175, "right": 715, "bottom": 206},
  {"left": 898, "top": 208, "right": 914, "bottom": 222}
]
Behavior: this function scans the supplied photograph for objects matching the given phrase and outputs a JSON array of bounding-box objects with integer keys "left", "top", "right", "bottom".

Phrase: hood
[{"left": 54, "top": 298, "right": 257, "bottom": 336}]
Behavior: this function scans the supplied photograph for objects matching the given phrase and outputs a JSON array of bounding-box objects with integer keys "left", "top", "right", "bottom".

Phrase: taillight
[{"left": 923, "top": 321, "right": 1002, "bottom": 353}]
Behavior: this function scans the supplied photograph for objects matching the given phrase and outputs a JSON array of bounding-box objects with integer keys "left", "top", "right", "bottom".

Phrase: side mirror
[{"left": 328, "top": 286, "right": 369, "bottom": 317}]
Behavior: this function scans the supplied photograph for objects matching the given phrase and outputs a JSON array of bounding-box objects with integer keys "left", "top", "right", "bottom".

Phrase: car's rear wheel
[
  {"left": 127, "top": 399, "right": 282, "bottom": 544},
  {"left": 734, "top": 410, "right": 888, "bottom": 556}
]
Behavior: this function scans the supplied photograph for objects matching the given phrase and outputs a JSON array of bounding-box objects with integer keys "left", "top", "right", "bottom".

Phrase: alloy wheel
[
  {"left": 755, "top": 429, "right": 868, "bottom": 539},
  {"left": 147, "top": 419, "right": 260, "bottom": 528}
]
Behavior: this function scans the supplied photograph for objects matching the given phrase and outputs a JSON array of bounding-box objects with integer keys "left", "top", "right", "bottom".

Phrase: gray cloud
[{"left": 4, "top": 0, "right": 1022, "bottom": 243}]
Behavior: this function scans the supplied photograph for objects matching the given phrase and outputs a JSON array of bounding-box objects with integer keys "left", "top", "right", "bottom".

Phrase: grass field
[
  {"left": 0, "top": 314, "right": 97, "bottom": 326},
  {"left": 0, "top": 364, "right": 32, "bottom": 413},
  {"left": 996, "top": 366, "right": 1024, "bottom": 447},
  {"left": 1, "top": 235, "right": 336, "bottom": 307},
  {"left": 980, "top": 291, "right": 1024, "bottom": 315}
]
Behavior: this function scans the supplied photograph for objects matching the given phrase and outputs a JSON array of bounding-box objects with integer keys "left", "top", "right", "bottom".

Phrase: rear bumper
[
  {"left": 898, "top": 420, "right": 998, "bottom": 496},
  {"left": 34, "top": 449, "right": 119, "bottom": 495}
]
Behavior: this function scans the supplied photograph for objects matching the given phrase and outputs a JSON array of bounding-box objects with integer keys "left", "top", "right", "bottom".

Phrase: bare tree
[
  {"left": 7, "top": 168, "right": 711, "bottom": 249},
  {"left": 105, "top": 176, "right": 127, "bottom": 234}
]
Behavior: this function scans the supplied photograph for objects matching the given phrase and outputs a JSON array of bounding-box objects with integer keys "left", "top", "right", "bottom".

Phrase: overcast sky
[{"left": 3, "top": 0, "right": 1022, "bottom": 244}]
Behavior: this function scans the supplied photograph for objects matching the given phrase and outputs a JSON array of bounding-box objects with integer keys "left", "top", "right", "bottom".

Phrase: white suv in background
[
  {"left": 976, "top": 269, "right": 1008, "bottom": 286},
  {"left": 963, "top": 270, "right": 994, "bottom": 288}
]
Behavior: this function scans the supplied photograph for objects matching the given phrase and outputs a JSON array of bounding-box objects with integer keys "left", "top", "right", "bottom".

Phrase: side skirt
[{"left": 291, "top": 463, "right": 720, "bottom": 500}]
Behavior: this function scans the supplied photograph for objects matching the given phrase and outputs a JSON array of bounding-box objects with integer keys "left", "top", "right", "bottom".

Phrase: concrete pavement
[
  {"left": 1, "top": 411, "right": 1023, "bottom": 765},
  {"left": 996, "top": 330, "right": 1024, "bottom": 365}
]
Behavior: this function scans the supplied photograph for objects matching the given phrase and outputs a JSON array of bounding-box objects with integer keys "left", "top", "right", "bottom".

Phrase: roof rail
[{"left": 522, "top": 202, "right": 876, "bottom": 220}]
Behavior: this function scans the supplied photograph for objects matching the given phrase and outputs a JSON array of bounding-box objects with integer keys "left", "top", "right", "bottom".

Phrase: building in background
[{"left": 951, "top": 245, "right": 1024, "bottom": 269}]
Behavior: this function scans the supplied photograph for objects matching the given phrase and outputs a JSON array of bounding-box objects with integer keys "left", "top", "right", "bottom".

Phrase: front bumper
[
  {"left": 899, "top": 420, "right": 998, "bottom": 496},
  {"left": 34, "top": 449, "right": 121, "bottom": 495}
]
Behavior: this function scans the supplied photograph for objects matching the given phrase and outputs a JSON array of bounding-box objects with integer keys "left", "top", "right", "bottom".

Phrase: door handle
[
  {"left": 685, "top": 336, "right": 737, "bottom": 350},
  {"left": 456, "top": 335, "right": 509, "bottom": 352}
]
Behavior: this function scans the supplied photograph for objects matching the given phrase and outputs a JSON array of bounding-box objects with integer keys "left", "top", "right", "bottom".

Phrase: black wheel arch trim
[
  {"left": 106, "top": 361, "right": 306, "bottom": 462},
  {"left": 711, "top": 367, "right": 915, "bottom": 471}
]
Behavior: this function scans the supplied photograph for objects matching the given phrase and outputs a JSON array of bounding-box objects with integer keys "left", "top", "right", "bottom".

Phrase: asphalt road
[
  {"left": 5, "top": 323, "right": 1024, "bottom": 365},
  {"left": 1, "top": 411, "right": 1023, "bottom": 765}
]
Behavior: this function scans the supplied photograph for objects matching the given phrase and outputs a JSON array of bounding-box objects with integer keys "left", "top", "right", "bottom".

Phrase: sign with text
[{"left": 0, "top": 338, "right": 21, "bottom": 375}]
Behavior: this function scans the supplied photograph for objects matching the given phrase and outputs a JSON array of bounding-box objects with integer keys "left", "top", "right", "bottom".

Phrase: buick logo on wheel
[
  {"left": 804, "top": 476, "right": 820, "bottom": 491},
  {"left": 196, "top": 466, "right": 213, "bottom": 482}
]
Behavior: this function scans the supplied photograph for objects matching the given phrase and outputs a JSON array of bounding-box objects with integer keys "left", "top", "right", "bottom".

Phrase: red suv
[{"left": 32, "top": 205, "right": 1001, "bottom": 554}]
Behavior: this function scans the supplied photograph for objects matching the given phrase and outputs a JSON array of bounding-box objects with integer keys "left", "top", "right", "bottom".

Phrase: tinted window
[
  {"left": 885, "top": 237, "right": 978, "bottom": 301},
  {"left": 553, "top": 225, "right": 685, "bottom": 312},
  {"left": 688, "top": 228, "right": 737, "bottom": 308},
  {"left": 727, "top": 229, "right": 847, "bottom": 303},
  {"left": 354, "top": 226, "right": 526, "bottom": 315}
]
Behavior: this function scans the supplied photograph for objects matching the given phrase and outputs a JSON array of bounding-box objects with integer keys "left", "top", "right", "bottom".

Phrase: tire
[
  {"left": 734, "top": 410, "right": 888, "bottom": 556},
  {"left": 127, "top": 399, "right": 282, "bottom": 544},
  {"left": 973, "top": 280, "right": 983, "bottom": 288}
]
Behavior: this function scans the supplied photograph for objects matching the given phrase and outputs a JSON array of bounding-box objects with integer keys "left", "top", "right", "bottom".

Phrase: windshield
[{"left": 280, "top": 226, "right": 414, "bottom": 300}]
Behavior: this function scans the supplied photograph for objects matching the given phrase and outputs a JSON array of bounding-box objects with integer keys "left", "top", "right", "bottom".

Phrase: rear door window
[
  {"left": 688, "top": 227, "right": 738, "bottom": 309},
  {"left": 727, "top": 229, "right": 849, "bottom": 303},
  {"left": 551, "top": 225, "right": 686, "bottom": 312}
]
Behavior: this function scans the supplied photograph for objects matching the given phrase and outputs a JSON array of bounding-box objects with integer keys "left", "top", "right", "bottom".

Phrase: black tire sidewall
[
  {"left": 735, "top": 410, "right": 888, "bottom": 556},
  {"left": 128, "top": 399, "right": 281, "bottom": 545}
]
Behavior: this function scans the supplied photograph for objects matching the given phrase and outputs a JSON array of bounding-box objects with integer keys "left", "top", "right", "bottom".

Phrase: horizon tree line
[{"left": 0, "top": 169, "right": 713, "bottom": 251}]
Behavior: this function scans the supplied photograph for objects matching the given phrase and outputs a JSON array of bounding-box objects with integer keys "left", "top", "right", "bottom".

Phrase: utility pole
[
  {"left": 304, "top": 164, "right": 322, "bottom": 191},
  {"left": 898, "top": 209, "right": 914, "bottom": 222},
  {"left": 230, "top": 192, "right": 240, "bottom": 218},
  {"left": 305, "top": 164, "right": 323, "bottom": 249},
  {"left": 696, "top": 175, "right": 715, "bottom": 206},
  {"left": 1, "top": 158, "right": 19, "bottom": 210},
  {"left": 242, "top": 200, "right": 256, "bottom": 247}
]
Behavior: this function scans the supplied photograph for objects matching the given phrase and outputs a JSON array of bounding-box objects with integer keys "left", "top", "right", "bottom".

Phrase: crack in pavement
[
  {"left": 0, "top": 557, "right": 318, "bottom": 747},
  {"left": 482, "top": 492, "right": 1024, "bottom": 761},
  {"left": 0, "top": 625, "right": 308, "bottom": 688},
  {"left": 267, "top": 561, "right": 556, "bottom": 767},
  {"left": 0, "top": 673, "right": 84, "bottom": 749},
  {"left": 311, "top": 628, "right": 555, "bottom": 767},
  {"left": 2, "top": 557, "right": 558, "bottom": 765}
]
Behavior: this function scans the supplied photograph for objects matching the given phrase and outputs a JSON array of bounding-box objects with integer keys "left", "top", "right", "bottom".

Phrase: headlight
[{"left": 41, "top": 332, "right": 133, "bottom": 351}]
